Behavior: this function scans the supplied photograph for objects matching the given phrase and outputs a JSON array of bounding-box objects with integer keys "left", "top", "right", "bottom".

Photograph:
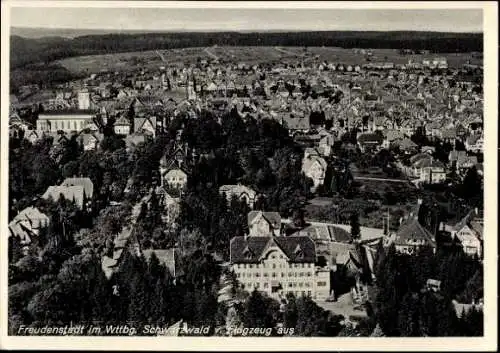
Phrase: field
[{"left": 56, "top": 46, "right": 482, "bottom": 75}]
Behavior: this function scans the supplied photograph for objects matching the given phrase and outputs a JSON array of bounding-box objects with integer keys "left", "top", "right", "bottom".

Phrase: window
[
  {"left": 289, "top": 283, "right": 293, "bottom": 288},
  {"left": 264, "top": 273, "right": 268, "bottom": 277},
  {"left": 255, "top": 283, "right": 260, "bottom": 289},
  {"left": 307, "top": 272, "right": 312, "bottom": 277},
  {"left": 264, "top": 283, "right": 269, "bottom": 289},
  {"left": 317, "top": 281, "right": 327, "bottom": 287},
  {"left": 249, "top": 264, "right": 253, "bottom": 269},
  {"left": 288, "top": 273, "right": 293, "bottom": 277},
  {"left": 307, "top": 291, "right": 312, "bottom": 297},
  {"left": 255, "top": 273, "right": 260, "bottom": 278},
  {"left": 299, "top": 283, "right": 303, "bottom": 288},
  {"left": 243, "top": 264, "right": 247, "bottom": 269},
  {"left": 281, "top": 273, "right": 285, "bottom": 278},
  {"left": 237, "top": 273, "right": 241, "bottom": 278},
  {"left": 272, "top": 272, "right": 276, "bottom": 278},
  {"left": 273, "top": 264, "right": 276, "bottom": 269},
  {"left": 305, "top": 282, "right": 310, "bottom": 288},
  {"left": 271, "top": 255, "right": 276, "bottom": 259},
  {"left": 301, "top": 263, "right": 305, "bottom": 268},
  {"left": 299, "top": 272, "right": 303, "bottom": 277}
]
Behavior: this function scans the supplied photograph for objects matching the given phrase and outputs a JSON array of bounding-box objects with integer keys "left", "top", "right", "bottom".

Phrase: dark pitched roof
[
  {"left": 60, "top": 177, "right": 94, "bottom": 199},
  {"left": 293, "top": 224, "right": 351, "bottom": 243},
  {"left": 394, "top": 218, "right": 436, "bottom": 247},
  {"left": 357, "top": 133, "right": 383, "bottom": 145},
  {"left": 247, "top": 211, "right": 281, "bottom": 230},
  {"left": 230, "top": 235, "right": 316, "bottom": 263}
]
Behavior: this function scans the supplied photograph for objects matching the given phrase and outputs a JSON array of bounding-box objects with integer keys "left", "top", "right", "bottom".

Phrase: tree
[
  {"left": 292, "top": 208, "right": 306, "bottom": 228},
  {"left": 349, "top": 212, "right": 361, "bottom": 241},
  {"left": 243, "top": 290, "right": 276, "bottom": 329}
]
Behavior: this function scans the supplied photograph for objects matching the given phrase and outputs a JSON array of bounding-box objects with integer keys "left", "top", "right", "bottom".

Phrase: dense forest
[{"left": 10, "top": 30, "right": 483, "bottom": 69}]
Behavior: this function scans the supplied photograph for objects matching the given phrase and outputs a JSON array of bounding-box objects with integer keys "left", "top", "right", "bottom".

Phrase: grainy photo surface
[{"left": 1, "top": 1, "right": 497, "bottom": 350}]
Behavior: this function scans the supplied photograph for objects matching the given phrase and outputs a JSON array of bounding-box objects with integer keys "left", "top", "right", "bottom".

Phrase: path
[
  {"left": 102, "top": 194, "right": 151, "bottom": 278},
  {"left": 353, "top": 176, "right": 411, "bottom": 183},
  {"left": 274, "top": 46, "right": 301, "bottom": 57},
  {"left": 155, "top": 50, "right": 166, "bottom": 63},
  {"left": 204, "top": 47, "right": 219, "bottom": 61}
]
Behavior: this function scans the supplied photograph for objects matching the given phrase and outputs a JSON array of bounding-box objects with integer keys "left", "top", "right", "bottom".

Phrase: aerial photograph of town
[{"left": 3, "top": 2, "right": 493, "bottom": 345}]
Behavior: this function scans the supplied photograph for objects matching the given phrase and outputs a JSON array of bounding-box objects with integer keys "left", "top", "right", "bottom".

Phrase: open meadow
[{"left": 55, "top": 46, "right": 482, "bottom": 75}]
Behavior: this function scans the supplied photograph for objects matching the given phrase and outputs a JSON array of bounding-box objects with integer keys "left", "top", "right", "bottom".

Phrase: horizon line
[{"left": 10, "top": 26, "right": 484, "bottom": 34}]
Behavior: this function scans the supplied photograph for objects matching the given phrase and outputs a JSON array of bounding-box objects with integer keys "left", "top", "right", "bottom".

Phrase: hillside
[{"left": 10, "top": 30, "right": 483, "bottom": 69}]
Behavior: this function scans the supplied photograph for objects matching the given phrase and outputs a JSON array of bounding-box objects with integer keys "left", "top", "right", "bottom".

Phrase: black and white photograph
[{"left": 0, "top": 1, "right": 497, "bottom": 351}]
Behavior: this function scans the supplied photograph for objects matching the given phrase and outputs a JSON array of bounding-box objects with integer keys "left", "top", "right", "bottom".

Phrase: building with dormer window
[{"left": 229, "top": 229, "right": 330, "bottom": 300}]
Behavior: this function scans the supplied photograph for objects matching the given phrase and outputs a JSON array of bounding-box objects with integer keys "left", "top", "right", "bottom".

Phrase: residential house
[
  {"left": 25, "top": 130, "right": 43, "bottom": 144},
  {"left": 163, "top": 169, "right": 188, "bottom": 190},
  {"left": 392, "top": 138, "right": 418, "bottom": 154},
  {"left": 301, "top": 148, "right": 328, "bottom": 192},
  {"left": 42, "top": 185, "right": 86, "bottom": 210},
  {"left": 77, "top": 133, "right": 102, "bottom": 151},
  {"left": 114, "top": 115, "right": 132, "bottom": 135},
  {"left": 219, "top": 184, "right": 257, "bottom": 209},
  {"left": 8, "top": 207, "right": 50, "bottom": 245},
  {"left": 382, "top": 129, "right": 405, "bottom": 149},
  {"left": 456, "top": 155, "right": 479, "bottom": 175},
  {"left": 425, "top": 279, "right": 442, "bottom": 292},
  {"left": 279, "top": 112, "right": 310, "bottom": 134},
  {"left": 440, "top": 128, "right": 457, "bottom": 144},
  {"left": 134, "top": 116, "right": 157, "bottom": 137},
  {"left": 388, "top": 202, "right": 437, "bottom": 255},
  {"left": 60, "top": 177, "right": 94, "bottom": 210},
  {"left": 60, "top": 177, "right": 94, "bottom": 199},
  {"left": 405, "top": 154, "right": 446, "bottom": 184},
  {"left": 357, "top": 132, "right": 383, "bottom": 152},
  {"left": 418, "top": 158, "right": 447, "bottom": 185},
  {"left": 440, "top": 208, "right": 483, "bottom": 258},
  {"left": 465, "top": 133, "right": 483, "bottom": 153},
  {"left": 229, "top": 234, "right": 330, "bottom": 300},
  {"left": 248, "top": 211, "right": 281, "bottom": 237},
  {"left": 448, "top": 150, "right": 467, "bottom": 167},
  {"left": 452, "top": 299, "right": 483, "bottom": 319}
]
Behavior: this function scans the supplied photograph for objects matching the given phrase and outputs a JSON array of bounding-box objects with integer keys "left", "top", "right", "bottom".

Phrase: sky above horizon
[{"left": 10, "top": 7, "right": 483, "bottom": 33}]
